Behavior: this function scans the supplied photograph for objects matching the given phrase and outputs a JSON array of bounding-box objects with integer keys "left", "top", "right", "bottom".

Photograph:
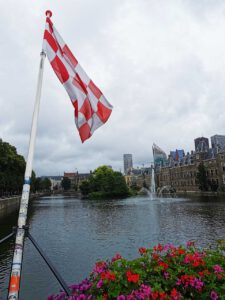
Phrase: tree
[
  {"left": 79, "top": 180, "right": 91, "bottom": 196},
  {"left": 196, "top": 162, "right": 209, "bottom": 191},
  {"left": 30, "top": 171, "right": 36, "bottom": 193},
  {"left": 31, "top": 177, "right": 51, "bottom": 192},
  {"left": 79, "top": 166, "right": 129, "bottom": 199},
  {"left": 33, "top": 177, "right": 42, "bottom": 192},
  {"left": 61, "top": 177, "right": 71, "bottom": 191},
  {"left": 208, "top": 179, "right": 218, "bottom": 192},
  {"left": 41, "top": 178, "right": 52, "bottom": 191},
  {"left": 0, "top": 138, "right": 26, "bottom": 195}
]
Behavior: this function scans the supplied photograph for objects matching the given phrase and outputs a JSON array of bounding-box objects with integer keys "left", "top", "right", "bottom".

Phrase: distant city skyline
[
  {"left": 40, "top": 133, "right": 225, "bottom": 177},
  {"left": 2, "top": 2, "right": 225, "bottom": 176}
]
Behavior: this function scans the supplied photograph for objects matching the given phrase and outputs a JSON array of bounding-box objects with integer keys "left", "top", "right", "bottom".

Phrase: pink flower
[
  {"left": 164, "top": 272, "right": 170, "bottom": 280},
  {"left": 211, "top": 291, "right": 219, "bottom": 300},
  {"left": 117, "top": 296, "right": 126, "bottom": 300},
  {"left": 213, "top": 264, "right": 224, "bottom": 273},
  {"left": 97, "top": 279, "right": 103, "bottom": 289},
  {"left": 186, "top": 241, "right": 195, "bottom": 247},
  {"left": 93, "top": 261, "right": 107, "bottom": 274},
  {"left": 112, "top": 253, "right": 122, "bottom": 262},
  {"left": 140, "top": 284, "right": 151, "bottom": 296},
  {"left": 163, "top": 244, "right": 169, "bottom": 251}
]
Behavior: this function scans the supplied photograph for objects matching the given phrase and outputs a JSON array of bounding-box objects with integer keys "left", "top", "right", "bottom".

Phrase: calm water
[{"left": 0, "top": 195, "right": 225, "bottom": 299}]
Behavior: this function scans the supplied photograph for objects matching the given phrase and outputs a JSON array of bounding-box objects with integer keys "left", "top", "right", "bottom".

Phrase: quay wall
[
  {"left": 175, "top": 190, "right": 225, "bottom": 197},
  {"left": 0, "top": 194, "right": 43, "bottom": 219},
  {"left": 0, "top": 196, "right": 20, "bottom": 218}
]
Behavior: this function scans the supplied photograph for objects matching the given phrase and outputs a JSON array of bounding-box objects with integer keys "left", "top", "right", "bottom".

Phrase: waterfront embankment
[
  {"left": 176, "top": 190, "right": 225, "bottom": 197},
  {"left": 0, "top": 196, "right": 20, "bottom": 218},
  {"left": 0, "top": 193, "right": 44, "bottom": 219}
]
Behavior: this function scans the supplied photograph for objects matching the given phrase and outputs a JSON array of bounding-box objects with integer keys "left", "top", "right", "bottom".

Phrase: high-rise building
[
  {"left": 194, "top": 137, "right": 209, "bottom": 153},
  {"left": 152, "top": 143, "right": 167, "bottom": 168},
  {"left": 123, "top": 154, "right": 133, "bottom": 175},
  {"left": 211, "top": 135, "right": 225, "bottom": 154}
]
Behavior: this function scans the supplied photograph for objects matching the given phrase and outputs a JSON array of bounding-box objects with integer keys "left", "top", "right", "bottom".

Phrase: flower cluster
[{"left": 48, "top": 241, "right": 225, "bottom": 299}]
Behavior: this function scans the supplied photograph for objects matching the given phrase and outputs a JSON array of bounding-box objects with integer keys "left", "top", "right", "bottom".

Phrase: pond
[{"left": 0, "top": 195, "right": 224, "bottom": 299}]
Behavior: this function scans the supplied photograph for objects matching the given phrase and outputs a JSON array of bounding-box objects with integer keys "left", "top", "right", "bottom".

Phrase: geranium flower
[
  {"left": 177, "top": 248, "right": 185, "bottom": 255},
  {"left": 126, "top": 271, "right": 140, "bottom": 283},
  {"left": 112, "top": 253, "right": 122, "bottom": 262},
  {"left": 158, "top": 261, "right": 169, "bottom": 270},
  {"left": 153, "top": 243, "right": 164, "bottom": 252},
  {"left": 170, "top": 288, "right": 181, "bottom": 300},
  {"left": 100, "top": 271, "right": 116, "bottom": 281},
  {"left": 139, "top": 247, "right": 147, "bottom": 255}
]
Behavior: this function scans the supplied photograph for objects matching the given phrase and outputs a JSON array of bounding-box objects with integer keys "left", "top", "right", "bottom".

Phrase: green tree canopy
[
  {"left": 41, "top": 178, "right": 52, "bottom": 191},
  {"left": 0, "top": 139, "right": 38, "bottom": 195},
  {"left": 0, "top": 138, "right": 26, "bottom": 195},
  {"left": 196, "top": 162, "right": 209, "bottom": 191},
  {"left": 61, "top": 177, "right": 71, "bottom": 191},
  {"left": 80, "top": 165, "right": 129, "bottom": 199}
]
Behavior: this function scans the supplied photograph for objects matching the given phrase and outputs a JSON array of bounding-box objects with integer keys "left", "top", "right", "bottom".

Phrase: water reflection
[{"left": 0, "top": 195, "right": 225, "bottom": 300}]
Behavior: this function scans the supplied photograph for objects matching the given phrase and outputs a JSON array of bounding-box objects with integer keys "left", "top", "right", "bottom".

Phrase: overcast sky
[{"left": 1, "top": 0, "right": 225, "bottom": 175}]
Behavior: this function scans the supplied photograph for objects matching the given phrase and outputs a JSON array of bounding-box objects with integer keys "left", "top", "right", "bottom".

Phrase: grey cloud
[{"left": 1, "top": 0, "right": 225, "bottom": 175}]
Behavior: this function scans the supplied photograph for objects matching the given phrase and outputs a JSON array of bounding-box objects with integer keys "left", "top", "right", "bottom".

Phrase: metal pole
[
  {"left": 26, "top": 231, "right": 72, "bottom": 296},
  {"left": 0, "top": 232, "right": 15, "bottom": 245},
  {"left": 7, "top": 49, "right": 46, "bottom": 300}
]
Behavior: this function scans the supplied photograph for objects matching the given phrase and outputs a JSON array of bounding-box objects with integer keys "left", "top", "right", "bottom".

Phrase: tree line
[{"left": 0, "top": 139, "right": 51, "bottom": 197}]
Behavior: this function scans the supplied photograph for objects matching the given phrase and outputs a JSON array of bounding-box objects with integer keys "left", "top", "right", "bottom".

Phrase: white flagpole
[{"left": 7, "top": 11, "right": 50, "bottom": 299}]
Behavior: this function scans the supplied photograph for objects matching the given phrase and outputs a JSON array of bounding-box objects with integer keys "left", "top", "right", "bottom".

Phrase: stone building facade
[
  {"left": 156, "top": 151, "right": 225, "bottom": 192},
  {"left": 64, "top": 172, "right": 91, "bottom": 190},
  {"left": 125, "top": 167, "right": 152, "bottom": 189}
]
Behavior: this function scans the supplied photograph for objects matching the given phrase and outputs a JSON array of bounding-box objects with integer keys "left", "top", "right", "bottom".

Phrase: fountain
[{"left": 149, "top": 167, "right": 156, "bottom": 199}]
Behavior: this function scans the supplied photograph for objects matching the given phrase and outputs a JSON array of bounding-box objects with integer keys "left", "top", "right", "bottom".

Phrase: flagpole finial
[{"left": 45, "top": 10, "right": 52, "bottom": 18}]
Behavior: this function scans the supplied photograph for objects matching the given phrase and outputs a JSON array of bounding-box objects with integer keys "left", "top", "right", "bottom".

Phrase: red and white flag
[{"left": 43, "top": 15, "right": 113, "bottom": 142}]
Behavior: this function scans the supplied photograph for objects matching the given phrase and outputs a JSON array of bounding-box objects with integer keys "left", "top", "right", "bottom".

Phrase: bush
[{"left": 48, "top": 241, "right": 225, "bottom": 299}]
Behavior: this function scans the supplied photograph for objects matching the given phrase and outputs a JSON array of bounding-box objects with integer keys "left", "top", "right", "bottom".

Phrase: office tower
[{"left": 123, "top": 154, "right": 133, "bottom": 175}]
